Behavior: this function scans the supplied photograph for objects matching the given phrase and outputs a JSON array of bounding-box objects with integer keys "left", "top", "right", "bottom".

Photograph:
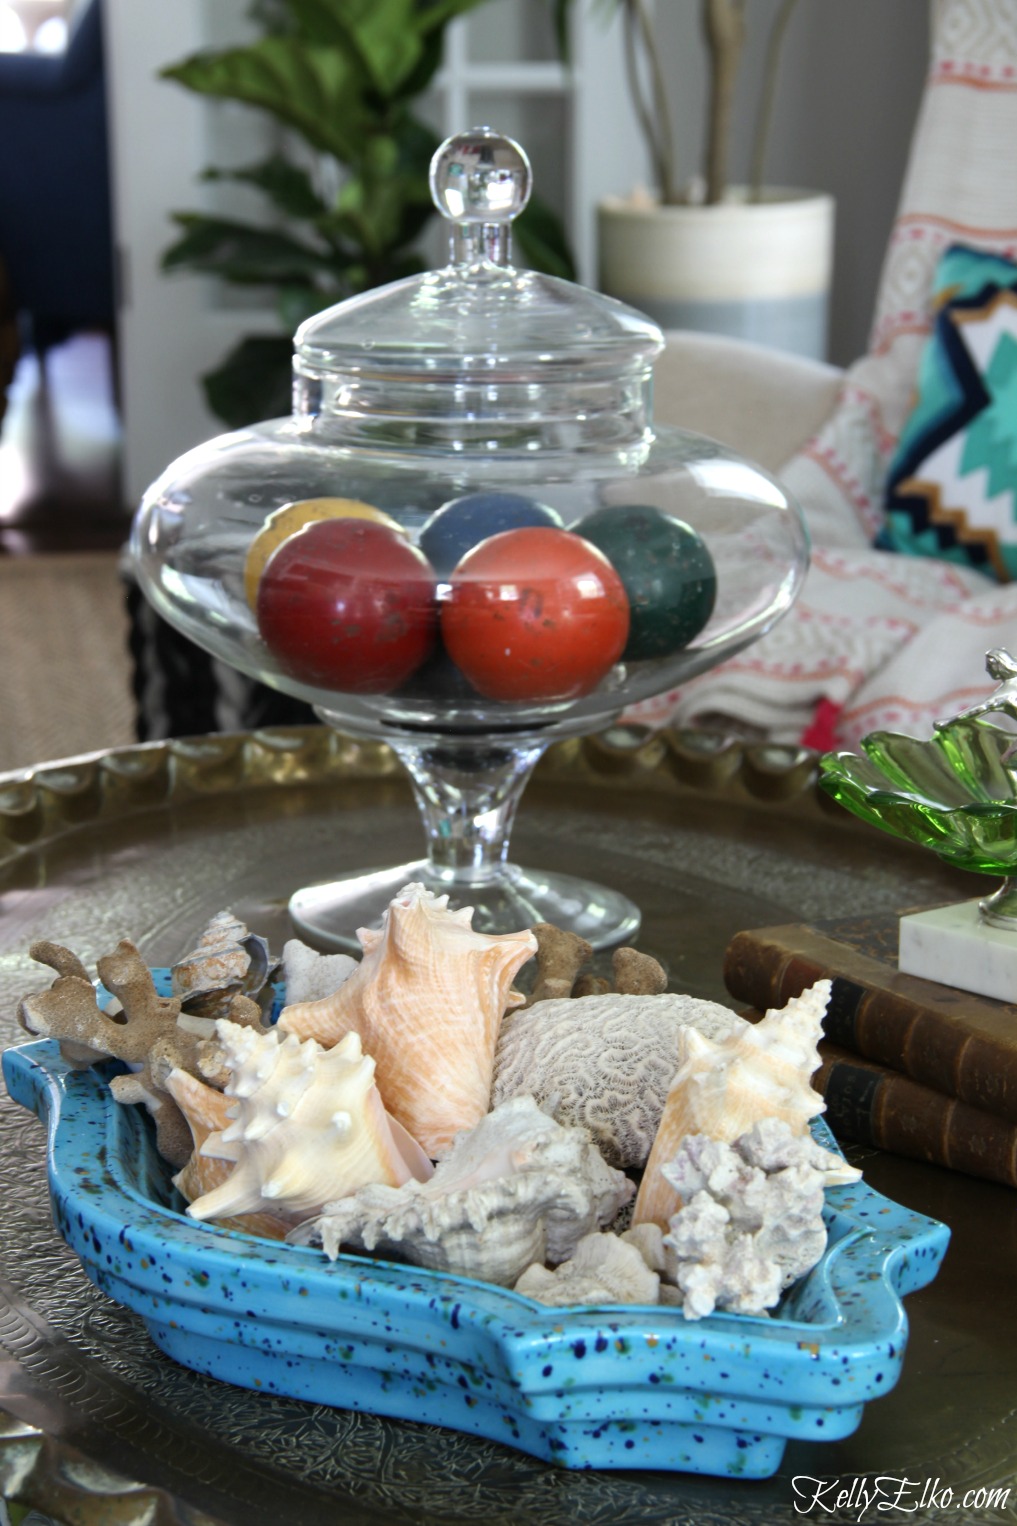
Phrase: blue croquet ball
[{"left": 419, "top": 491, "right": 563, "bottom": 575}]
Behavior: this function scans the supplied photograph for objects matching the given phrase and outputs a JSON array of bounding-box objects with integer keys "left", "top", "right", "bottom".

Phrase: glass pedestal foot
[{"left": 289, "top": 860, "right": 641, "bottom": 953}]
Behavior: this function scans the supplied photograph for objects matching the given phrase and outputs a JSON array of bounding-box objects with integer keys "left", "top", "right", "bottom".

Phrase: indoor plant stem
[{"left": 702, "top": 0, "right": 746, "bottom": 205}]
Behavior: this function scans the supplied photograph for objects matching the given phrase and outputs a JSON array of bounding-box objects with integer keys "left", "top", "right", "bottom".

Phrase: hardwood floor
[{"left": 0, "top": 329, "right": 129, "bottom": 555}]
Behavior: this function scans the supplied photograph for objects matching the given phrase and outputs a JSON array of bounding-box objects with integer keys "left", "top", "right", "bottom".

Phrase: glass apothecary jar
[{"left": 132, "top": 128, "right": 809, "bottom": 950}]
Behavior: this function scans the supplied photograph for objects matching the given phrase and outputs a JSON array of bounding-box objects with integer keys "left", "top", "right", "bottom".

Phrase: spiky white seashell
[
  {"left": 658, "top": 1118, "right": 859, "bottom": 1320},
  {"left": 184, "top": 1020, "right": 433, "bottom": 1226},
  {"left": 514, "top": 1232, "right": 660, "bottom": 1307},
  {"left": 492, "top": 992, "right": 745, "bottom": 1167},
  {"left": 278, "top": 883, "right": 537, "bottom": 1157},
  {"left": 292, "top": 1095, "right": 633, "bottom": 1287},
  {"left": 633, "top": 981, "right": 842, "bottom": 1228},
  {"left": 162, "top": 1066, "right": 294, "bottom": 1241}
]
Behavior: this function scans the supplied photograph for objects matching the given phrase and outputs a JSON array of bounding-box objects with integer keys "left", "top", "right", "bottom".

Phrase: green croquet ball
[{"left": 574, "top": 504, "right": 717, "bottom": 661}]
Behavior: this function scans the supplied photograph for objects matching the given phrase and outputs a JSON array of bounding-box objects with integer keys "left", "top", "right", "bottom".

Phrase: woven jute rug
[{"left": 0, "top": 552, "right": 136, "bottom": 773}]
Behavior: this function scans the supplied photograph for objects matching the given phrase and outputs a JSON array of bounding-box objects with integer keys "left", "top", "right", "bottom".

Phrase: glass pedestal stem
[
  {"left": 287, "top": 732, "right": 642, "bottom": 953},
  {"left": 390, "top": 738, "right": 544, "bottom": 886},
  {"left": 979, "top": 875, "right": 1017, "bottom": 930}
]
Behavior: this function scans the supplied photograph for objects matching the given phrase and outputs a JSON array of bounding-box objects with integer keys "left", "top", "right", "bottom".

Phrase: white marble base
[{"left": 899, "top": 900, "right": 1017, "bottom": 1002}]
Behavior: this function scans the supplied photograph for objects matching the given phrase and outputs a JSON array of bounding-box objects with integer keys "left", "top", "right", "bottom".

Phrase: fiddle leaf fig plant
[{"left": 162, "top": 0, "right": 576, "bottom": 427}]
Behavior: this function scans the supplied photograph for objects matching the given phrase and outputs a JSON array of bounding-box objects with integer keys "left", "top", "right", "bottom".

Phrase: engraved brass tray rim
[{"left": 0, "top": 723, "right": 836, "bottom": 871}]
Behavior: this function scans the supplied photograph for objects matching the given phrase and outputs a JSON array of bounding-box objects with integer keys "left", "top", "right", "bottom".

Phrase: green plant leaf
[
  {"left": 514, "top": 193, "right": 577, "bottom": 280},
  {"left": 396, "top": 25, "right": 446, "bottom": 97},
  {"left": 329, "top": 190, "right": 402, "bottom": 262},
  {"left": 203, "top": 155, "right": 327, "bottom": 219},
  {"left": 323, "top": 116, "right": 438, "bottom": 259},
  {"left": 272, "top": 0, "right": 348, "bottom": 43},
  {"left": 380, "top": 112, "right": 442, "bottom": 247},
  {"left": 284, "top": 0, "right": 426, "bottom": 96},
  {"left": 161, "top": 38, "right": 371, "bottom": 164},
  {"left": 203, "top": 334, "right": 295, "bottom": 426},
  {"left": 162, "top": 214, "right": 339, "bottom": 284}
]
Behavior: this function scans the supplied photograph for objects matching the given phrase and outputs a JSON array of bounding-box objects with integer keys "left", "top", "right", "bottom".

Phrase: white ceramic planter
[{"left": 598, "top": 188, "right": 835, "bottom": 360}]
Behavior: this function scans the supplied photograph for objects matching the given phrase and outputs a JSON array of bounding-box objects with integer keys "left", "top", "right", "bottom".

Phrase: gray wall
[{"left": 654, "top": 0, "right": 931, "bottom": 366}]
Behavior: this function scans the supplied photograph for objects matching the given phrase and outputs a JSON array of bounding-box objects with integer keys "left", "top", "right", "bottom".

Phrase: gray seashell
[
  {"left": 292, "top": 1095, "right": 633, "bottom": 1287},
  {"left": 492, "top": 992, "right": 745, "bottom": 1169},
  {"left": 171, "top": 910, "right": 279, "bottom": 1020},
  {"left": 240, "top": 930, "right": 280, "bottom": 1001}
]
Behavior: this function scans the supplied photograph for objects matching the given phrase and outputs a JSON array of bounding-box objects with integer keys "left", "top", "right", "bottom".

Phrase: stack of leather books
[{"left": 724, "top": 909, "right": 1017, "bottom": 1187}]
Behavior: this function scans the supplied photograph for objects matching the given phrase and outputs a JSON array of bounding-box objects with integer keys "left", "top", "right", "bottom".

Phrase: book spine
[
  {"left": 815, "top": 1042, "right": 1017, "bottom": 1188},
  {"left": 723, "top": 929, "right": 1017, "bottom": 1124}
]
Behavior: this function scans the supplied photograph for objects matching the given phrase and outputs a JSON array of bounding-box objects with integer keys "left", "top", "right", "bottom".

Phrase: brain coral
[{"left": 491, "top": 992, "right": 745, "bottom": 1168}]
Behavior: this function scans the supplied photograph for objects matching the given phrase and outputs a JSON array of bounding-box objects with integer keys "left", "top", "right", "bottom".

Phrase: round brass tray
[{"left": 0, "top": 727, "right": 1013, "bottom": 1526}]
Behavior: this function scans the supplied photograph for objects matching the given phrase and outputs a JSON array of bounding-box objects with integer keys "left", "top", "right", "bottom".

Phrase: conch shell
[
  {"left": 293, "top": 1095, "right": 634, "bottom": 1287},
  {"left": 163, "top": 1066, "right": 294, "bottom": 1241},
  {"left": 633, "top": 980, "right": 841, "bottom": 1228},
  {"left": 180, "top": 1020, "right": 433, "bottom": 1230},
  {"left": 277, "top": 883, "right": 537, "bottom": 1157}
]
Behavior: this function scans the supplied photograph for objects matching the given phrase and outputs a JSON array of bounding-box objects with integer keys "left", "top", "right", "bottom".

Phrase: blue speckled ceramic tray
[{"left": 2, "top": 1035, "right": 949, "bottom": 1479}]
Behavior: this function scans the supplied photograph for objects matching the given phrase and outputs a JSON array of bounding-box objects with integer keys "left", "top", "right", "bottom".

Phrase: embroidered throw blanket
[{"left": 630, "top": 0, "right": 1017, "bottom": 748}]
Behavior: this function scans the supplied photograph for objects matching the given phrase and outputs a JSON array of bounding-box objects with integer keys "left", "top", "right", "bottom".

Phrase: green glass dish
[{"left": 818, "top": 651, "right": 1017, "bottom": 923}]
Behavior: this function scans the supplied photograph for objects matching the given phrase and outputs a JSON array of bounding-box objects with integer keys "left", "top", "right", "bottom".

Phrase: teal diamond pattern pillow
[{"left": 882, "top": 244, "right": 1017, "bottom": 581}]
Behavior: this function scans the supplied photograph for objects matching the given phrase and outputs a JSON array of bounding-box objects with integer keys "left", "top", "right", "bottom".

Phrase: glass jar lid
[{"left": 293, "top": 127, "right": 663, "bottom": 451}]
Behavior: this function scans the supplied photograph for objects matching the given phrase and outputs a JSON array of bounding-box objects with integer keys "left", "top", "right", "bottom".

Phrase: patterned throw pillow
[{"left": 881, "top": 244, "right": 1017, "bottom": 581}]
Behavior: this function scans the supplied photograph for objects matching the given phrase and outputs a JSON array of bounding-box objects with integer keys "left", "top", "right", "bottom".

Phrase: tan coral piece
[
  {"left": 109, "top": 991, "right": 275, "bottom": 1171},
  {"left": 612, "top": 946, "right": 667, "bottom": 995},
  {"left": 109, "top": 1070, "right": 195, "bottom": 1169},
  {"left": 97, "top": 941, "right": 181, "bottom": 1047},
  {"left": 523, "top": 924, "right": 592, "bottom": 1006},
  {"left": 20, "top": 934, "right": 278, "bottom": 1167},
  {"left": 278, "top": 883, "right": 537, "bottom": 1157},
  {"left": 18, "top": 939, "right": 180, "bottom": 1069},
  {"left": 633, "top": 980, "right": 834, "bottom": 1229},
  {"left": 27, "top": 940, "right": 90, "bottom": 983},
  {"left": 572, "top": 974, "right": 611, "bottom": 998}
]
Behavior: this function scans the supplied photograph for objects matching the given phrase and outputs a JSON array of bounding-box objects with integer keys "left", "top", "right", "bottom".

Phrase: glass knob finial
[{"left": 429, "top": 127, "right": 532, "bottom": 267}]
